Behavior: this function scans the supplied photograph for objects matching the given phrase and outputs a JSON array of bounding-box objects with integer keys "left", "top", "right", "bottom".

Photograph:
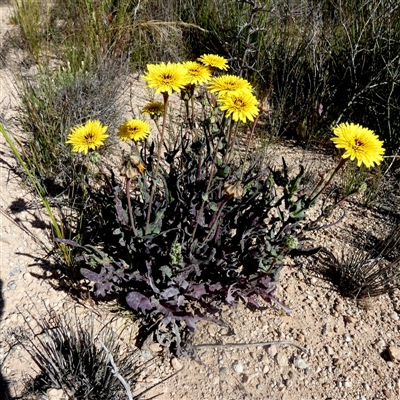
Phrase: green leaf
[
  {"left": 209, "top": 202, "right": 219, "bottom": 211},
  {"left": 202, "top": 193, "right": 209, "bottom": 202}
]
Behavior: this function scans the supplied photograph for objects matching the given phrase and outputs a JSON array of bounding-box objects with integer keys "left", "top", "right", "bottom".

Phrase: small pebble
[
  {"left": 6, "top": 281, "right": 16, "bottom": 291},
  {"left": 275, "top": 353, "right": 289, "bottom": 368},
  {"left": 9, "top": 267, "right": 21, "bottom": 277},
  {"left": 232, "top": 360, "right": 243, "bottom": 374},
  {"left": 171, "top": 357, "right": 183, "bottom": 371},
  {"left": 390, "top": 312, "right": 399, "bottom": 321},
  {"left": 293, "top": 357, "right": 308, "bottom": 370}
]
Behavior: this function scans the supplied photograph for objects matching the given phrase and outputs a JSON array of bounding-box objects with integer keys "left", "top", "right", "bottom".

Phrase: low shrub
[
  {"left": 53, "top": 59, "right": 385, "bottom": 355},
  {"left": 20, "top": 307, "right": 165, "bottom": 399}
]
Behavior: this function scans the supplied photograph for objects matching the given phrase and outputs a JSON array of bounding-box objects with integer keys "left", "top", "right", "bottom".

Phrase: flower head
[
  {"left": 219, "top": 90, "right": 259, "bottom": 122},
  {"left": 117, "top": 119, "right": 151, "bottom": 142},
  {"left": 208, "top": 74, "right": 252, "bottom": 97},
  {"left": 197, "top": 54, "right": 229, "bottom": 71},
  {"left": 182, "top": 61, "right": 212, "bottom": 85},
  {"left": 120, "top": 155, "right": 146, "bottom": 178},
  {"left": 66, "top": 120, "right": 108, "bottom": 155},
  {"left": 331, "top": 122, "right": 385, "bottom": 168},
  {"left": 142, "top": 62, "right": 189, "bottom": 95},
  {"left": 142, "top": 101, "right": 165, "bottom": 119}
]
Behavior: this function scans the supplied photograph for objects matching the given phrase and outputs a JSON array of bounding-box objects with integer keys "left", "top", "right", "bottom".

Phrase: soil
[{"left": 1, "top": 4, "right": 400, "bottom": 400}]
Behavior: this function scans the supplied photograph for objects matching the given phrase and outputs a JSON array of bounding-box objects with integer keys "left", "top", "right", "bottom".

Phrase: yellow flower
[
  {"left": 142, "top": 62, "right": 189, "bottom": 95},
  {"left": 66, "top": 120, "right": 108, "bottom": 155},
  {"left": 197, "top": 54, "right": 229, "bottom": 71},
  {"left": 208, "top": 74, "right": 252, "bottom": 97},
  {"left": 142, "top": 101, "right": 165, "bottom": 119},
  {"left": 182, "top": 61, "right": 211, "bottom": 85},
  {"left": 219, "top": 90, "right": 259, "bottom": 122},
  {"left": 331, "top": 122, "right": 385, "bottom": 168},
  {"left": 117, "top": 119, "right": 151, "bottom": 142}
]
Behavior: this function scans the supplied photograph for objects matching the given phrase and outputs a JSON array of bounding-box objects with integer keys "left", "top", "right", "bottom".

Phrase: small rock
[
  {"left": 388, "top": 346, "right": 400, "bottom": 362},
  {"left": 343, "top": 334, "right": 352, "bottom": 343},
  {"left": 232, "top": 360, "right": 243, "bottom": 374},
  {"left": 171, "top": 357, "right": 183, "bottom": 371},
  {"left": 149, "top": 343, "right": 163, "bottom": 353},
  {"left": 263, "top": 364, "right": 270, "bottom": 374},
  {"left": 9, "top": 267, "right": 21, "bottom": 277},
  {"left": 267, "top": 345, "right": 277, "bottom": 357},
  {"left": 344, "top": 380, "right": 352, "bottom": 388},
  {"left": 256, "top": 384, "right": 263, "bottom": 390},
  {"left": 344, "top": 315, "right": 356, "bottom": 324},
  {"left": 47, "top": 388, "right": 68, "bottom": 400},
  {"left": 390, "top": 312, "right": 399, "bottom": 321},
  {"left": 325, "top": 346, "right": 334, "bottom": 356},
  {"left": 383, "top": 389, "right": 394, "bottom": 399},
  {"left": 219, "top": 367, "right": 228, "bottom": 376},
  {"left": 141, "top": 349, "right": 152, "bottom": 359},
  {"left": 275, "top": 353, "right": 289, "bottom": 368},
  {"left": 6, "top": 281, "right": 16, "bottom": 290},
  {"left": 284, "top": 378, "right": 293, "bottom": 388},
  {"left": 293, "top": 357, "right": 308, "bottom": 370}
]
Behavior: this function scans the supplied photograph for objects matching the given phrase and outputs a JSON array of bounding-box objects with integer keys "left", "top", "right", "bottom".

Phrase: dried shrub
[
  {"left": 313, "top": 223, "right": 400, "bottom": 300},
  {"left": 20, "top": 308, "right": 164, "bottom": 399}
]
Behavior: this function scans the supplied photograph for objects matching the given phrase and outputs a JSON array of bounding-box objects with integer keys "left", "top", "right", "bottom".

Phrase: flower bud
[
  {"left": 224, "top": 181, "right": 244, "bottom": 199},
  {"left": 285, "top": 235, "right": 299, "bottom": 250}
]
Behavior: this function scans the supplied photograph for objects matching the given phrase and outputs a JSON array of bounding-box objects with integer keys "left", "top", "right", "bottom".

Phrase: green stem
[
  {"left": 309, "top": 158, "right": 348, "bottom": 204},
  {"left": 190, "top": 135, "right": 222, "bottom": 243},
  {"left": 224, "top": 120, "right": 235, "bottom": 164},
  {"left": 240, "top": 114, "right": 260, "bottom": 181},
  {"left": 145, "top": 92, "right": 169, "bottom": 234},
  {"left": 126, "top": 177, "right": 138, "bottom": 236}
]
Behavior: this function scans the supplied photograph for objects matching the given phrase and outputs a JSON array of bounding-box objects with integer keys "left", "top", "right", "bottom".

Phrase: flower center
[
  {"left": 162, "top": 73, "right": 173, "bottom": 83},
  {"left": 84, "top": 132, "right": 95, "bottom": 143},
  {"left": 354, "top": 139, "right": 364, "bottom": 147},
  {"left": 233, "top": 98, "right": 245, "bottom": 108}
]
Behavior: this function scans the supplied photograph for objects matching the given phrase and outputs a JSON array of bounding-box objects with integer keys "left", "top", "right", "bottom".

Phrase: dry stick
[
  {"left": 145, "top": 93, "right": 169, "bottom": 234},
  {"left": 195, "top": 340, "right": 308, "bottom": 353},
  {"left": 99, "top": 339, "right": 134, "bottom": 400}
]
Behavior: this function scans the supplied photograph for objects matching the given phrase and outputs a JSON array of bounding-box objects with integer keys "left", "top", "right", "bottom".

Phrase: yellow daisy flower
[
  {"left": 208, "top": 74, "right": 252, "bottom": 96},
  {"left": 66, "top": 120, "right": 108, "bottom": 155},
  {"left": 197, "top": 54, "right": 229, "bottom": 71},
  {"left": 142, "top": 101, "right": 165, "bottom": 119},
  {"left": 219, "top": 90, "right": 259, "bottom": 123},
  {"left": 142, "top": 62, "right": 189, "bottom": 95},
  {"left": 331, "top": 122, "right": 385, "bottom": 168},
  {"left": 182, "top": 61, "right": 211, "bottom": 85},
  {"left": 117, "top": 119, "right": 151, "bottom": 142}
]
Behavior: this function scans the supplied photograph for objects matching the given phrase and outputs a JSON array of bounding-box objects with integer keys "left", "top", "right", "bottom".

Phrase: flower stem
[
  {"left": 145, "top": 92, "right": 169, "bottom": 235},
  {"left": 224, "top": 120, "right": 235, "bottom": 164},
  {"left": 126, "top": 177, "right": 138, "bottom": 236},
  {"left": 309, "top": 158, "right": 348, "bottom": 204},
  {"left": 190, "top": 135, "right": 222, "bottom": 243},
  {"left": 240, "top": 114, "right": 260, "bottom": 181}
]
